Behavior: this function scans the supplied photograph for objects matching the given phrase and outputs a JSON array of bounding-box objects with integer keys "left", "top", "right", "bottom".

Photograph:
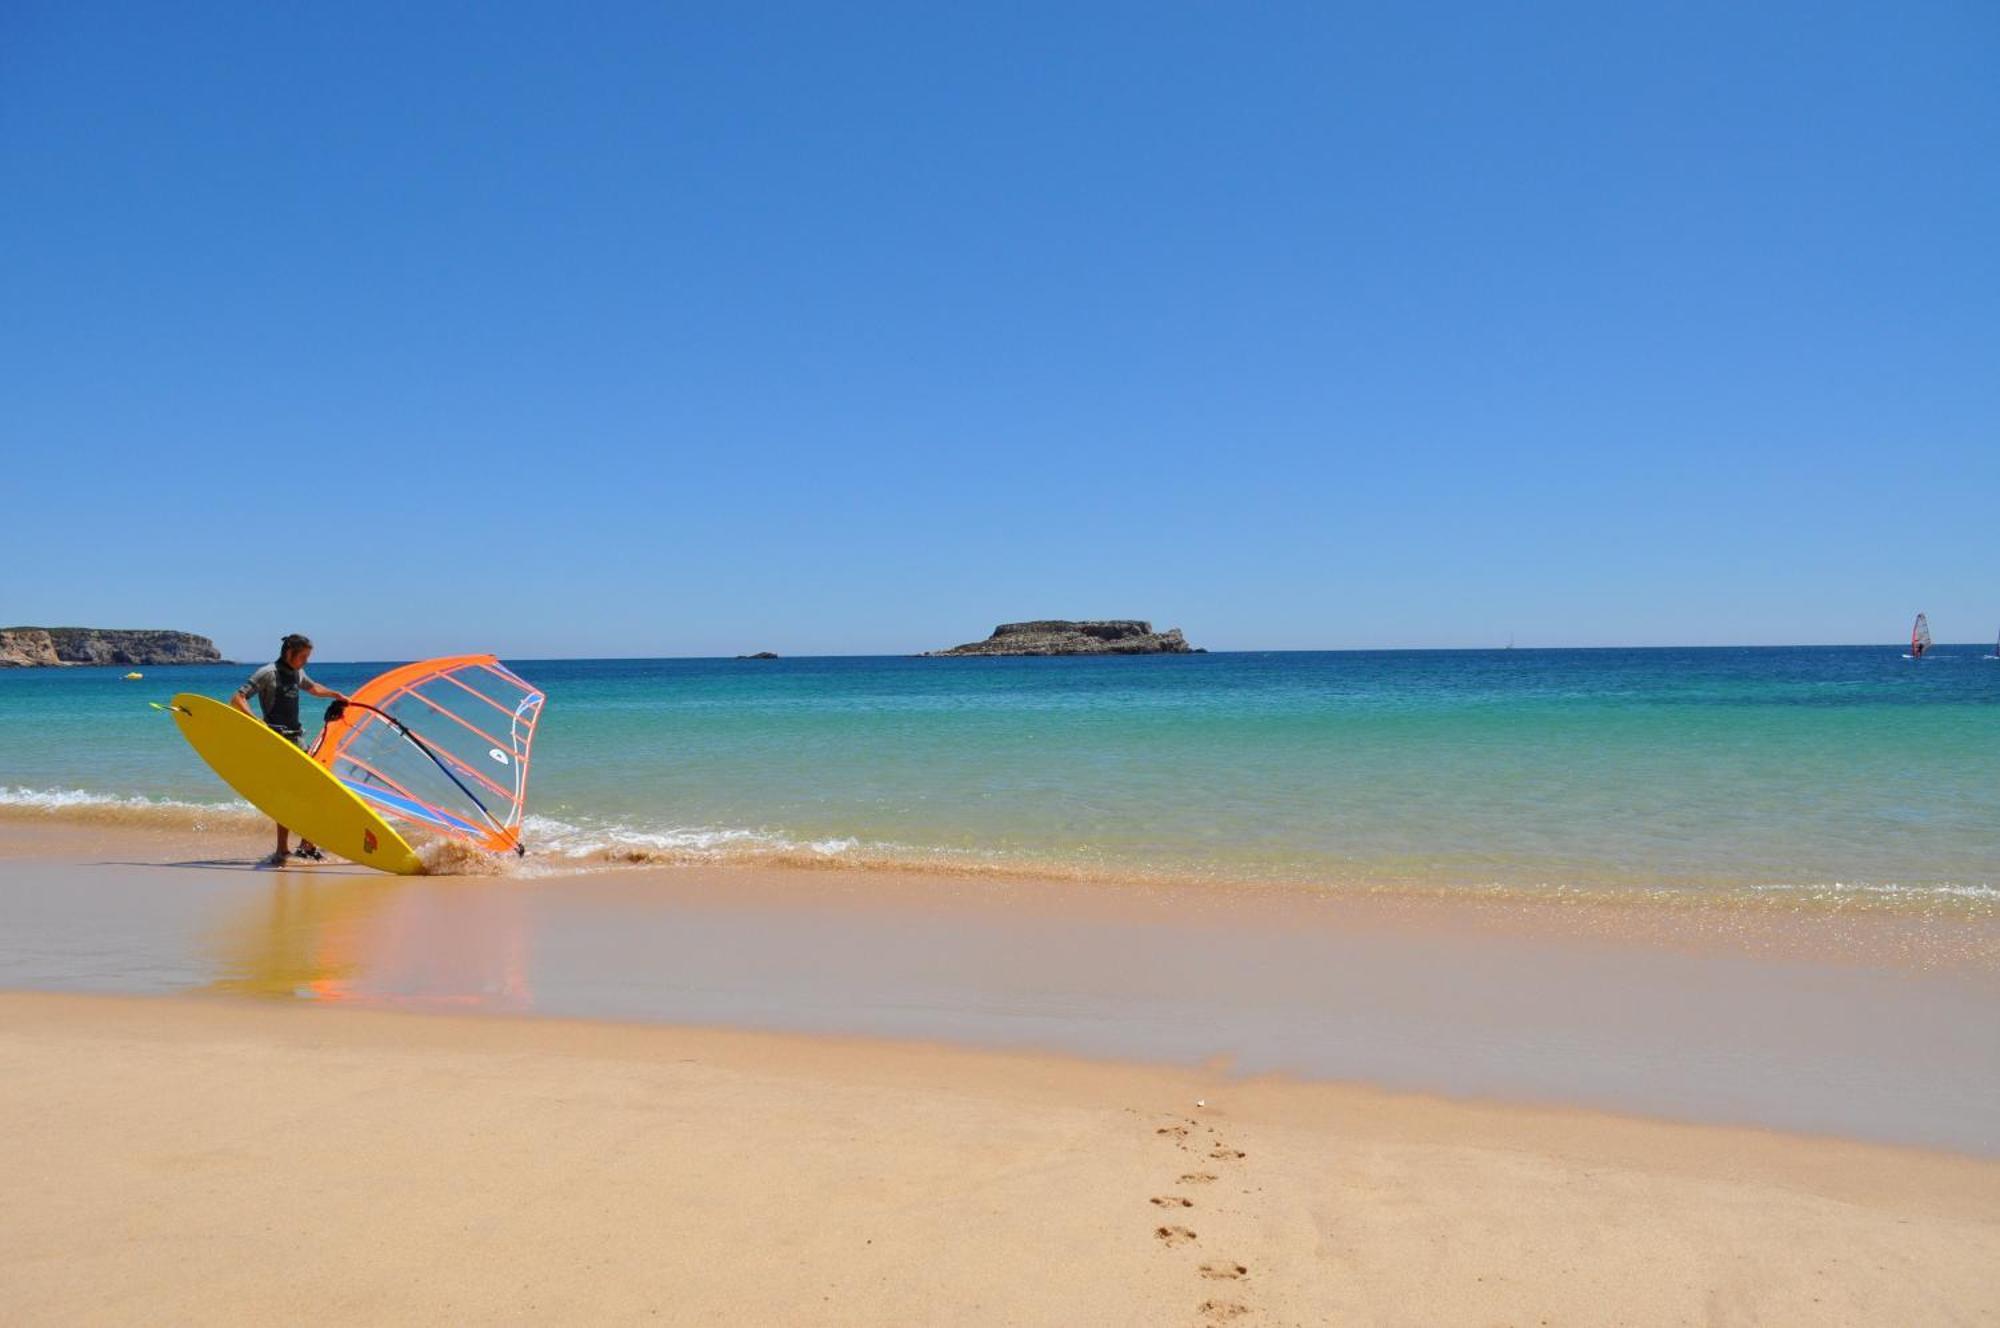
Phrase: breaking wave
[
  {"left": 1, "top": 784, "right": 1992, "bottom": 915},
  {"left": 0, "top": 785, "right": 262, "bottom": 832},
  {"left": 515, "top": 813, "right": 861, "bottom": 872}
]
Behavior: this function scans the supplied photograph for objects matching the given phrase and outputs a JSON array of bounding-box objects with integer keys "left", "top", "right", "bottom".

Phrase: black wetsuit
[{"left": 238, "top": 661, "right": 308, "bottom": 744}]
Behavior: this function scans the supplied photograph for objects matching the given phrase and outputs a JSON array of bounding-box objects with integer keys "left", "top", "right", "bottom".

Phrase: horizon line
[{"left": 88, "top": 640, "right": 2000, "bottom": 667}]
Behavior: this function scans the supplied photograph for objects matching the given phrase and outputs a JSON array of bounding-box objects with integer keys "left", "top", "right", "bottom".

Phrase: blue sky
[{"left": 3, "top": 2, "right": 1994, "bottom": 659}]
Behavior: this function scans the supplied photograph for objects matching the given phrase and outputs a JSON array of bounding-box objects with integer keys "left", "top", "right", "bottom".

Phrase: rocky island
[
  {"left": 0, "top": 627, "right": 224, "bottom": 668},
  {"left": 924, "top": 620, "right": 1200, "bottom": 657}
]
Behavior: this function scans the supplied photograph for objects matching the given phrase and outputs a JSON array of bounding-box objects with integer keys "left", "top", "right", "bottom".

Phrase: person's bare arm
[
  {"left": 304, "top": 680, "right": 347, "bottom": 702},
  {"left": 231, "top": 692, "right": 255, "bottom": 717}
]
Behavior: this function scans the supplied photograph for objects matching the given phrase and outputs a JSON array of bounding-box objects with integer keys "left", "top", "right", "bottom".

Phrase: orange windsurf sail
[{"left": 315, "top": 654, "right": 545, "bottom": 855}]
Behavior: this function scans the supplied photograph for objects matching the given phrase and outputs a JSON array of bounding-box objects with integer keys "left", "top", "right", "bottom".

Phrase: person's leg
[
  {"left": 267, "top": 822, "right": 290, "bottom": 866},
  {"left": 281, "top": 733, "right": 319, "bottom": 858}
]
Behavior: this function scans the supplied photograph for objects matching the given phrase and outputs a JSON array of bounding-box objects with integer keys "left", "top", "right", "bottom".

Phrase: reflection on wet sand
[
  {"left": 4, "top": 820, "right": 1997, "bottom": 1154},
  {"left": 205, "top": 873, "right": 532, "bottom": 1010}
]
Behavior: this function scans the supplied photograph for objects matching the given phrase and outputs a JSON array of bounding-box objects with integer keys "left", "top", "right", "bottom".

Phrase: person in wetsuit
[{"left": 232, "top": 633, "right": 347, "bottom": 866}]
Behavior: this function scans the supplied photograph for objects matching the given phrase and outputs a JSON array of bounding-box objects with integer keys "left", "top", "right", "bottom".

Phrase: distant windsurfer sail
[
  {"left": 315, "top": 655, "right": 544, "bottom": 855},
  {"left": 1910, "top": 613, "right": 1932, "bottom": 659}
]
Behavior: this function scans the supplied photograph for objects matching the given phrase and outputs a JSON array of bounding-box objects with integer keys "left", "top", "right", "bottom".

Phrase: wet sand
[
  {"left": 1, "top": 819, "right": 1996, "bottom": 1153},
  {"left": 2, "top": 991, "right": 1995, "bottom": 1326}
]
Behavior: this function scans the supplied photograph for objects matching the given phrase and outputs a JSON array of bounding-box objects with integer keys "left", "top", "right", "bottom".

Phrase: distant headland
[
  {"left": 0, "top": 627, "right": 225, "bottom": 668},
  {"left": 924, "top": 620, "right": 1201, "bottom": 657}
]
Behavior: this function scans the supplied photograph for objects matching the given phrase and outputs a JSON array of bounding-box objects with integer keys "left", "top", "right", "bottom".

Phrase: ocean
[{"left": 3, "top": 647, "right": 1996, "bottom": 910}]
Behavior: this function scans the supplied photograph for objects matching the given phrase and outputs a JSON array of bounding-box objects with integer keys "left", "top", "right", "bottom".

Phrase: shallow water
[
  {"left": 1, "top": 852, "right": 1992, "bottom": 1154},
  {"left": 2, "top": 647, "right": 1996, "bottom": 906}
]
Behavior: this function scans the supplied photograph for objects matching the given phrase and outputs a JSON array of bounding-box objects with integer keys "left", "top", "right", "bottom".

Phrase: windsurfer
[{"left": 232, "top": 633, "right": 348, "bottom": 866}]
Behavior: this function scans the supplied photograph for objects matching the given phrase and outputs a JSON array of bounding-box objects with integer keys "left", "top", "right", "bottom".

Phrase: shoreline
[
  {"left": 4, "top": 793, "right": 1995, "bottom": 933},
  {"left": 3, "top": 820, "right": 1996, "bottom": 1155},
  {"left": 3, "top": 990, "right": 1995, "bottom": 1325}
]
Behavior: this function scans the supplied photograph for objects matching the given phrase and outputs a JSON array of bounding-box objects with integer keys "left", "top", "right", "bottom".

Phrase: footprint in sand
[
  {"left": 1198, "top": 1298, "right": 1250, "bottom": 1322},
  {"left": 1198, "top": 1261, "right": 1248, "bottom": 1281},
  {"left": 1150, "top": 1195, "right": 1193, "bottom": 1208},
  {"left": 1154, "top": 1225, "right": 1198, "bottom": 1247},
  {"left": 1208, "top": 1146, "right": 1246, "bottom": 1160},
  {"left": 1178, "top": 1172, "right": 1217, "bottom": 1185},
  {"left": 1156, "top": 1124, "right": 1191, "bottom": 1140}
]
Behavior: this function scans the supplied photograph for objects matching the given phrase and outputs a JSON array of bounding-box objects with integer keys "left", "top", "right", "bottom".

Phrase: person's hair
[{"left": 278, "top": 633, "right": 313, "bottom": 662}]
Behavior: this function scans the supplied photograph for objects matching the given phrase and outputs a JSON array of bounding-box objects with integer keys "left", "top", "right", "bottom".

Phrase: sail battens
[{"left": 317, "top": 655, "right": 544, "bottom": 854}]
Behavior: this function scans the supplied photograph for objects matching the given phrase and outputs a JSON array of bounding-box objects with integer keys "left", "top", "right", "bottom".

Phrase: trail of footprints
[{"left": 1150, "top": 1114, "right": 1253, "bottom": 1324}]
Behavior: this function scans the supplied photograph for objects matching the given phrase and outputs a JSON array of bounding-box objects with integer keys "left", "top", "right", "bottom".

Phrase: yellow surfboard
[{"left": 169, "top": 693, "right": 423, "bottom": 874}]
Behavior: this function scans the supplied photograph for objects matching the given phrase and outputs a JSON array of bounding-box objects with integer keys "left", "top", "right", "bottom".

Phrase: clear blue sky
[{"left": 3, "top": 2, "right": 1994, "bottom": 659}]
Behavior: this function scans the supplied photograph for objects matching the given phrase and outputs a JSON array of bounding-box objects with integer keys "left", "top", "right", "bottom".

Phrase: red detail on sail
[{"left": 318, "top": 655, "right": 545, "bottom": 854}]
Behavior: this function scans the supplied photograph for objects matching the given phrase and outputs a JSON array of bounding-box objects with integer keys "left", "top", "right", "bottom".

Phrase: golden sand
[{"left": 2, "top": 992, "right": 1995, "bottom": 1326}]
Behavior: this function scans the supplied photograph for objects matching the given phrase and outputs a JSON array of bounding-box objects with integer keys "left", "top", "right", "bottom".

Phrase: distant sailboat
[
  {"left": 1987, "top": 625, "right": 1998, "bottom": 661},
  {"left": 1909, "top": 612, "right": 1932, "bottom": 659}
]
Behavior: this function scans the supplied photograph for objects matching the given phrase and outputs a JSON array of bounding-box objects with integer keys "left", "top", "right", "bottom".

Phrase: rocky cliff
[
  {"left": 924, "top": 620, "right": 1198, "bottom": 656},
  {"left": 0, "top": 627, "right": 225, "bottom": 668}
]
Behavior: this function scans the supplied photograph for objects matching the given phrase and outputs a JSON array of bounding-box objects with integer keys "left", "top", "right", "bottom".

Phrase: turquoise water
[{"left": 3, "top": 648, "right": 1996, "bottom": 904}]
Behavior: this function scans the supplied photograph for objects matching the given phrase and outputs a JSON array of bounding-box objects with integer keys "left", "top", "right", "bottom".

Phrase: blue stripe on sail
[{"left": 341, "top": 779, "right": 485, "bottom": 837}]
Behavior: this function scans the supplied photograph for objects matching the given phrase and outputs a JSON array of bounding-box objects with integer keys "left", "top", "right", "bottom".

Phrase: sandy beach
[
  {"left": 1, "top": 818, "right": 1997, "bottom": 1324},
  {"left": 2, "top": 991, "right": 1994, "bottom": 1326}
]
